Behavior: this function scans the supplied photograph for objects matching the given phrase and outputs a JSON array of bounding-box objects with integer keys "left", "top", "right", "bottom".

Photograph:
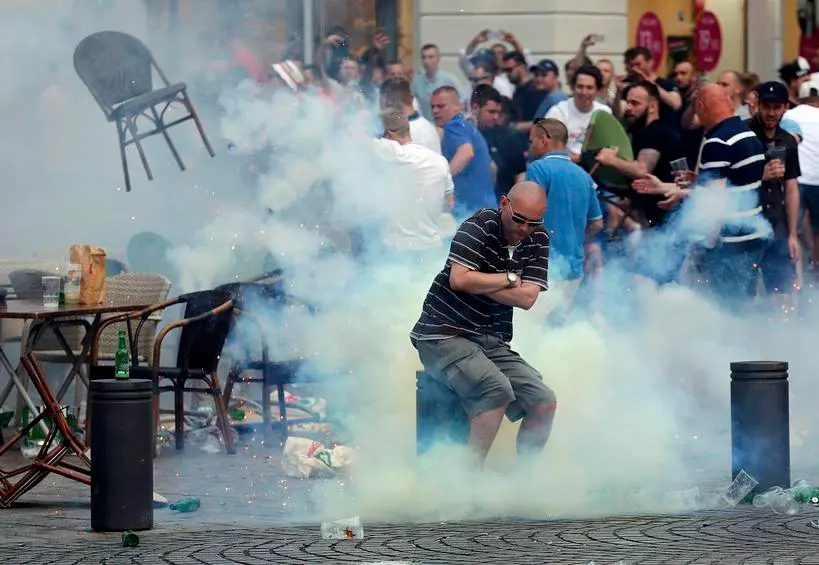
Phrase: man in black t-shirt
[
  {"left": 622, "top": 47, "right": 681, "bottom": 123},
  {"left": 502, "top": 51, "right": 547, "bottom": 133},
  {"left": 745, "top": 81, "right": 802, "bottom": 296},
  {"left": 471, "top": 85, "right": 528, "bottom": 202},
  {"left": 595, "top": 81, "right": 685, "bottom": 228}
]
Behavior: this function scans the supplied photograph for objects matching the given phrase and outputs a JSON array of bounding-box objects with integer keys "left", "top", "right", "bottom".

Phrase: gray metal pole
[{"left": 303, "top": 0, "right": 314, "bottom": 64}]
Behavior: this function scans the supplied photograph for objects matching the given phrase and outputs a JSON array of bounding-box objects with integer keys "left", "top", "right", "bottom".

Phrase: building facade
[{"left": 145, "top": 1, "right": 809, "bottom": 82}]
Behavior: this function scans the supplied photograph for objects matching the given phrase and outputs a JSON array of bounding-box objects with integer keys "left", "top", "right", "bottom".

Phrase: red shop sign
[
  {"left": 694, "top": 10, "right": 722, "bottom": 72},
  {"left": 635, "top": 12, "right": 664, "bottom": 70}
]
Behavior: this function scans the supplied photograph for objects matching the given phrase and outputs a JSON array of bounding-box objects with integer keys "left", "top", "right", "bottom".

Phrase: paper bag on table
[{"left": 69, "top": 244, "right": 106, "bottom": 305}]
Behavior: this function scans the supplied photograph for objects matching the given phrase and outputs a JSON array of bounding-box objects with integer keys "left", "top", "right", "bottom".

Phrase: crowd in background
[{"left": 203, "top": 22, "right": 819, "bottom": 315}]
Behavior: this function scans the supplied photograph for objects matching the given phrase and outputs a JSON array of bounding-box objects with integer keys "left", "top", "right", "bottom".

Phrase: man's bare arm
[
  {"left": 450, "top": 143, "right": 475, "bottom": 175},
  {"left": 785, "top": 178, "right": 800, "bottom": 238},
  {"left": 656, "top": 85, "right": 682, "bottom": 110},
  {"left": 486, "top": 283, "right": 540, "bottom": 310},
  {"left": 585, "top": 219, "right": 604, "bottom": 242}
]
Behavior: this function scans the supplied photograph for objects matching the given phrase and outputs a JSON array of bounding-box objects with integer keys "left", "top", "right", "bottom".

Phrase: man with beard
[
  {"left": 595, "top": 81, "right": 686, "bottom": 230},
  {"left": 471, "top": 85, "right": 528, "bottom": 201},
  {"left": 746, "top": 81, "right": 802, "bottom": 296}
]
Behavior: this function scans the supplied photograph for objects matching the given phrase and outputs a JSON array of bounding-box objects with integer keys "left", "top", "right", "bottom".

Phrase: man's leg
[
  {"left": 415, "top": 337, "right": 515, "bottom": 467},
  {"left": 699, "top": 240, "right": 765, "bottom": 311},
  {"left": 484, "top": 338, "right": 557, "bottom": 457}
]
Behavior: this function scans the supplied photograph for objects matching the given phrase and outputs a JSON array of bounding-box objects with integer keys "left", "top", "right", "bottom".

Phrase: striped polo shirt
[
  {"left": 410, "top": 208, "right": 550, "bottom": 343},
  {"left": 698, "top": 116, "right": 767, "bottom": 243}
]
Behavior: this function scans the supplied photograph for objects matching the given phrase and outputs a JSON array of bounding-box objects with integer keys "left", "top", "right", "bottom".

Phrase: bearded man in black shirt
[{"left": 595, "top": 80, "right": 686, "bottom": 229}]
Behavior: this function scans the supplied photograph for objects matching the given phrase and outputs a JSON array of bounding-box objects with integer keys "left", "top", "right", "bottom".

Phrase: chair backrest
[
  {"left": 10, "top": 269, "right": 85, "bottom": 353},
  {"left": 176, "top": 289, "right": 234, "bottom": 372},
  {"left": 97, "top": 273, "right": 172, "bottom": 358},
  {"left": 73, "top": 31, "right": 155, "bottom": 112},
  {"left": 105, "top": 259, "right": 129, "bottom": 277},
  {"left": 8, "top": 269, "right": 51, "bottom": 300},
  {"left": 0, "top": 260, "right": 62, "bottom": 289}
]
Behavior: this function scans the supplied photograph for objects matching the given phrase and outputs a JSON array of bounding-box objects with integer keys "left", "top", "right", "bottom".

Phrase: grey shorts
[{"left": 415, "top": 334, "right": 556, "bottom": 422}]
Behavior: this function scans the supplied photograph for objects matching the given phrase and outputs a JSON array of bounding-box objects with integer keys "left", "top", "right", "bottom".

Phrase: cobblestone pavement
[{"left": 2, "top": 439, "right": 819, "bottom": 565}]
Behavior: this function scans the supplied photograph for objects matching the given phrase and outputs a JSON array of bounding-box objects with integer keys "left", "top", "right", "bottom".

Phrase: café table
[{"left": 0, "top": 300, "right": 151, "bottom": 438}]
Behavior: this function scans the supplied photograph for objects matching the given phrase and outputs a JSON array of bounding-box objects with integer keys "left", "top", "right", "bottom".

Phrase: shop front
[
  {"left": 627, "top": 0, "right": 744, "bottom": 78},
  {"left": 152, "top": 0, "right": 413, "bottom": 69}
]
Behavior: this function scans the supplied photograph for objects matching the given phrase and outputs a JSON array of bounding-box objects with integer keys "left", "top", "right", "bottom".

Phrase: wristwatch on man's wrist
[{"left": 506, "top": 272, "right": 518, "bottom": 288}]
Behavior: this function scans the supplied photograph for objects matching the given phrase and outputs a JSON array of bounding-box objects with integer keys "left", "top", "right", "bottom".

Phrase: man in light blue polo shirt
[
  {"left": 524, "top": 118, "right": 603, "bottom": 321},
  {"left": 431, "top": 85, "right": 495, "bottom": 219}
]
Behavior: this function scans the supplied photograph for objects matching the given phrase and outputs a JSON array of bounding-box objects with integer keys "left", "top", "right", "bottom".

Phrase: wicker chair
[
  {"left": 94, "top": 273, "right": 172, "bottom": 362},
  {"left": 73, "top": 31, "right": 215, "bottom": 192}
]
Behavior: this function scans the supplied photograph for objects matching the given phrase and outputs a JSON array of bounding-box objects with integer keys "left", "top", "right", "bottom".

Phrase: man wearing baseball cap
[
  {"left": 531, "top": 59, "right": 567, "bottom": 118},
  {"left": 778, "top": 57, "right": 811, "bottom": 108},
  {"left": 745, "top": 81, "right": 802, "bottom": 299}
]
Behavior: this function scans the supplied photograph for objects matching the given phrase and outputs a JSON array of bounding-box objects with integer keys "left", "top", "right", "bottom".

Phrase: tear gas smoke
[{"left": 169, "top": 78, "right": 819, "bottom": 522}]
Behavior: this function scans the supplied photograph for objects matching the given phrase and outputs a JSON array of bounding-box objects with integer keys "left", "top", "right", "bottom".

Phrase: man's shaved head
[
  {"left": 501, "top": 181, "right": 547, "bottom": 244},
  {"left": 696, "top": 83, "right": 734, "bottom": 130},
  {"left": 508, "top": 181, "right": 547, "bottom": 210}
]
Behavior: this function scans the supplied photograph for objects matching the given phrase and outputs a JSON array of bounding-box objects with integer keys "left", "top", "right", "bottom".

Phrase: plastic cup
[
  {"left": 41, "top": 276, "right": 60, "bottom": 309},
  {"left": 723, "top": 469, "right": 759, "bottom": 506},
  {"left": 321, "top": 516, "right": 364, "bottom": 540},
  {"left": 766, "top": 145, "right": 787, "bottom": 163},
  {"left": 670, "top": 157, "right": 689, "bottom": 173}
]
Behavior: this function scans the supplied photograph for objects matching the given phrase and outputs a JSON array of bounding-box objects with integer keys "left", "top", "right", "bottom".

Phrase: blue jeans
[
  {"left": 750, "top": 238, "right": 796, "bottom": 294},
  {"left": 698, "top": 239, "right": 766, "bottom": 309}
]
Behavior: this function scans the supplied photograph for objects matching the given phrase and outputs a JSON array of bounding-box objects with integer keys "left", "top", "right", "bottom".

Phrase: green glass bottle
[
  {"left": 114, "top": 330, "right": 130, "bottom": 379},
  {"left": 169, "top": 497, "right": 201, "bottom": 512},
  {"left": 121, "top": 531, "right": 139, "bottom": 547},
  {"left": 790, "top": 483, "right": 819, "bottom": 504}
]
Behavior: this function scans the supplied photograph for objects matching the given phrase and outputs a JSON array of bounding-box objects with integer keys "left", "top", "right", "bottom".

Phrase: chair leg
[
  {"left": 261, "top": 366, "right": 272, "bottom": 431},
  {"left": 208, "top": 374, "right": 235, "bottom": 455},
  {"left": 276, "top": 383, "right": 288, "bottom": 446},
  {"left": 149, "top": 105, "right": 185, "bottom": 171},
  {"left": 116, "top": 119, "right": 133, "bottom": 192},
  {"left": 151, "top": 393, "right": 160, "bottom": 458},
  {"left": 125, "top": 115, "right": 153, "bottom": 181},
  {"left": 182, "top": 92, "right": 215, "bottom": 157},
  {"left": 221, "top": 367, "right": 237, "bottom": 409},
  {"left": 174, "top": 380, "right": 185, "bottom": 450}
]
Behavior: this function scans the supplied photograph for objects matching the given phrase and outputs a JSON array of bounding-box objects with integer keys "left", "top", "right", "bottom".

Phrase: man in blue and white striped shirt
[{"left": 635, "top": 83, "right": 768, "bottom": 305}]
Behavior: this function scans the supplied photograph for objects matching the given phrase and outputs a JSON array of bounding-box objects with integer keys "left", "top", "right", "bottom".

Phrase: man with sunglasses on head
[
  {"left": 411, "top": 181, "right": 554, "bottom": 468},
  {"left": 502, "top": 51, "right": 547, "bottom": 134},
  {"left": 525, "top": 118, "right": 603, "bottom": 320}
]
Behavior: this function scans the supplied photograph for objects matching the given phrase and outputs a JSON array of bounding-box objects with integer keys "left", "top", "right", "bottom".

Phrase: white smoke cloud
[{"left": 8, "top": 0, "right": 810, "bottom": 525}]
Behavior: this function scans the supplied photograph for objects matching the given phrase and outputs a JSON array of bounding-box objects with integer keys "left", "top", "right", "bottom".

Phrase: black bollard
[
  {"left": 90, "top": 379, "right": 154, "bottom": 532},
  {"left": 730, "top": 361, "right": 790, "bottom": 495},
  {"left": 416, "top": 370, "right": 469, "bottom": 455}
]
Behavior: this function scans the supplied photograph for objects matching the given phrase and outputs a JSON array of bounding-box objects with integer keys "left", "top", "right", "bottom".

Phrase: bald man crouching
[{"left": 410, "top": 181, "right": 555, "bottom": 466}]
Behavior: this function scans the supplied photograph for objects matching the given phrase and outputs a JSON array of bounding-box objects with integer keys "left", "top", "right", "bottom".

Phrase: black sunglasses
[
  {"left": 504, "top": 199, "right": 542, "bottom": 227},
  {"left": 511, "top": 211, "right": 543, "bottom": 227},
  {"left": 532, "top": 118, "right": 552, "bottom": 136}
]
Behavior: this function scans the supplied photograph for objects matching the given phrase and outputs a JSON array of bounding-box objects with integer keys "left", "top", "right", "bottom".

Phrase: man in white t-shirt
[
  {"left": 545, "top": 64, "right": 612, "bottom": 159},
  {"left": 784, "top": 78, "right": 819, "bottom": 270},
  {"left": 380, "top": 76, "right": 441, "bottom": 155},
  {"left": 374, "top": 110, "right": 454, "bottom": 254}
]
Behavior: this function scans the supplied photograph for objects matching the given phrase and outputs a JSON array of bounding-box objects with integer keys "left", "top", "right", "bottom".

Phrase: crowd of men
[{"left": 219, "top": 25, "right": 819, "bottom": 464}]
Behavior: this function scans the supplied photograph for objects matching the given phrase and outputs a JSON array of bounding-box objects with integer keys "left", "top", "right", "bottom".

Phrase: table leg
[{"left": 0, "top": 346, "right": 50, "bottom": 437}]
